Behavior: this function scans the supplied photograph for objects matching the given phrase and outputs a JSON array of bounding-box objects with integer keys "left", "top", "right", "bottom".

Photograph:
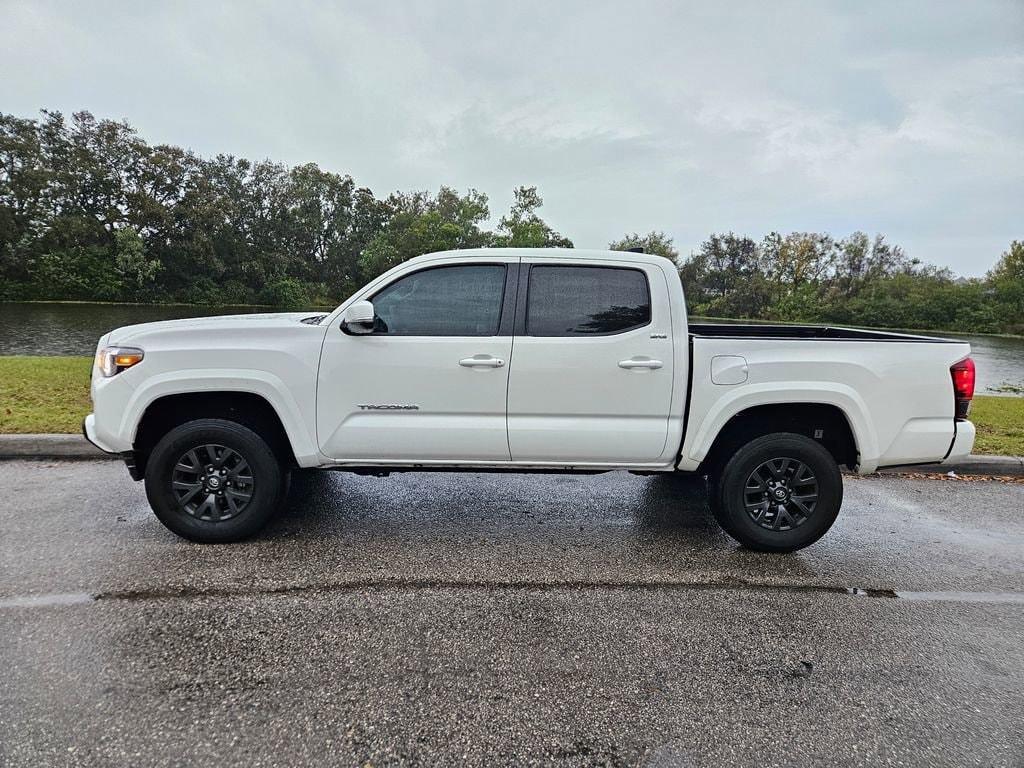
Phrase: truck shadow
[
  {"left": 275, "top": 469, "right": 729, "bottom": 540},
  {"left": 261, "top": 469, "right": 819, "bottom": 579}
]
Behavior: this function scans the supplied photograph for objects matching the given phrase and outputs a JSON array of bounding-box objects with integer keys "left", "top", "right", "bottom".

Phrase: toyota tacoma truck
[{"left": 83, "top": 248, "right": 977, "bottom": 551}]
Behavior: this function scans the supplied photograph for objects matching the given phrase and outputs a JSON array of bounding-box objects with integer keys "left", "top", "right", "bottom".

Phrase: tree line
[
  {"left": 613, "top": 231, "right": 1023, "bottom": 335},
  {"left": 1, "top": 110, "right": 1021, "bottom": 334}
]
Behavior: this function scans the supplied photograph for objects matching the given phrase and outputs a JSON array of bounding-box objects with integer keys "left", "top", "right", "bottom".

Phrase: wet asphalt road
[{"left": 1, "top": 461, "right": 1022, "bottom": 767}]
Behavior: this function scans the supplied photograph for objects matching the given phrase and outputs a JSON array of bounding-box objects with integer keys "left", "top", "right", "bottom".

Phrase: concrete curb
[
  {"left": 1, "top": 434, "right": 1022, "bottom": 477},
  {"left": 0, "top": 433, "right": 115, "bottom": 459},
  {"left": 870, "top": 454, "right": 1024, "bottom": 477}
]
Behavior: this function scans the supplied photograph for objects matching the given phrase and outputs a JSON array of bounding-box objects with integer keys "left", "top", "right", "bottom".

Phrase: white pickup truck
[{"left": 84, "top": 248, "right": 976, "bottom": 551}]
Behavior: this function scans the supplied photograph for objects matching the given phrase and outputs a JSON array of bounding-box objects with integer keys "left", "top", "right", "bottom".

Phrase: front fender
[{"left": 118, "top": 369, "right": 321, "bottom": 466}]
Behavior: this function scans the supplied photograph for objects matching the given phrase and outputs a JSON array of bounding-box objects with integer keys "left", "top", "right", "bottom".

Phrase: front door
[
  {"left": 506, "top": 258, "right": 675, "bottom": 464},
  {"left": 317, "top": 258, "right": 517, "bottom": 462}
]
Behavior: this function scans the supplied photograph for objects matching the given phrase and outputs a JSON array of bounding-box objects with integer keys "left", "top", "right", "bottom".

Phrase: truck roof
[{"left": 410, "top": 247, "right": 666, "bottom": 266}]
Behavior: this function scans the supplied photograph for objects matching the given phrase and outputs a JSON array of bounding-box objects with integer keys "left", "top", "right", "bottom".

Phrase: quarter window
[
  {"left": 526, "top": 266, "right": 651, "bottom": 336},
  {"left": 371, "top": 264, "right": 506, "bottom": 336}
]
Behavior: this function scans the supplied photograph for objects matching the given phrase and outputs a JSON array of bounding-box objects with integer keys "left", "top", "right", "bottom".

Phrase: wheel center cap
[
  {"left": 773, "top": 487, "right": 787, "bottom": 500},
  {"left": 207, "top": 476, "right": 222, "bottom": 490}
]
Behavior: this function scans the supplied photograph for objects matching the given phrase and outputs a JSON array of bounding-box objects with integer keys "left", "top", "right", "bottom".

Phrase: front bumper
[
  {"left": 83, "top": 415, "right": 142, "bottom": 480},
  {"left": 82, "top": 414, "right": 118, "bottom": 454},
  {"left": 943, "top": 419, "right": 976, "bottom": 464}
]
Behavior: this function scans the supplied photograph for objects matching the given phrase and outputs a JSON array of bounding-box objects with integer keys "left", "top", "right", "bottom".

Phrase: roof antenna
[{"left": 625, "top": 246, "right": 645, "bottom": 253}]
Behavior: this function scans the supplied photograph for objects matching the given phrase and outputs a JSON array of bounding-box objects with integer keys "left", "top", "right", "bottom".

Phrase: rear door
[{"left": 506, "top": 257, "right": 675, "bottom": 464}]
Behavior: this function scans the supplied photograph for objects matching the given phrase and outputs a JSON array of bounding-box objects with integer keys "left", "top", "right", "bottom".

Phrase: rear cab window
[{"left": 525, "top": 265, "right": 651, "bottom": 336}]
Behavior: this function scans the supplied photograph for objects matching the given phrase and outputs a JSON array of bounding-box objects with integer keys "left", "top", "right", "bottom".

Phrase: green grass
[
  {"left": 0, "top": 356, "right": 93, "bottom": 434},
  {"left": 970, "top": 395, "right": 1024, "bottom": 456},
  {"left": 1, "top": 356, "right": 1022, "bottom": 456}
]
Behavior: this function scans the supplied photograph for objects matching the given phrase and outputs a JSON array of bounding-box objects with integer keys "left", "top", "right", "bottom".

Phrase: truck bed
[
  {"left": 688, "top": 323, "right": 960, "bottom": 343},
  {"left": 679, "top": 325, "right": 972, "bottom": 474}
]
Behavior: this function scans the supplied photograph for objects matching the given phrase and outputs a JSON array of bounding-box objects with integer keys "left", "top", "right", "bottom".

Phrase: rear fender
[{"left": 678, "top": 383, "right": 877, "bottom": 473}]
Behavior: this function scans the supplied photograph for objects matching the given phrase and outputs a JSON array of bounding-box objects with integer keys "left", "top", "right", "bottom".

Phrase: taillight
[{"left": 950, "top": 357, "right": 975, "bottom": 420}]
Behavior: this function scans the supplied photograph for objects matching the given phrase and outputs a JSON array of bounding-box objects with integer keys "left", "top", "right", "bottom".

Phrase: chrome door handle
[
  {"left": 459, "top": 356, "right": 505, "bottom": 368},
  {"left": 618, "top": 358, "right": 663, "bottom": 370}
]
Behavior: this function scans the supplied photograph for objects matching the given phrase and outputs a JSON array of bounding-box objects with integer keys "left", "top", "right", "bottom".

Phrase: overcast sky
[{"left": 2, "top": 0, "right": 1021, "bottom": 275}]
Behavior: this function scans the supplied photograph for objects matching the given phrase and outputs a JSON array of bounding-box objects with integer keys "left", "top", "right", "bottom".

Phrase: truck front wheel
[
  {"left": 144, "top": 419, "right": 286, "bottom": 543},
  {"left": 709, "top": 432, "right": 843, "bottom": 552}
]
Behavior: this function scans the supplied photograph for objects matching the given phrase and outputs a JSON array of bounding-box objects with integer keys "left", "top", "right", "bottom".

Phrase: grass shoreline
[{"left": 1, "top": 355, "right": 1021, "bottom": 456}]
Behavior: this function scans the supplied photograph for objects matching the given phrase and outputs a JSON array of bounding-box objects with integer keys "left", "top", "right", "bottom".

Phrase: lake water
[
  {"left": 0, "top": 302, "right": 272, "bottom": 356},
  {"left": 2, "top": 302, "right": 1021, "bottom": 395}
]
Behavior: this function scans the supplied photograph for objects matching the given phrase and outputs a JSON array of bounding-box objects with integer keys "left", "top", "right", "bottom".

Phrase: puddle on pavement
[
  {"left": 2, "top": 584, "right": 1023, "bottom": 609},
  {"left": 894, "top": 590, "right": 1024, "bottom": 604},
  {"left": 0, "top": 592, "right": 95, "bottom": 609}
]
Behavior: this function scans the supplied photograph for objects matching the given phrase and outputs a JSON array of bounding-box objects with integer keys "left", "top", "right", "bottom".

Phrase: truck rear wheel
[
  {"left": 709, "top": 432, "right": 842, "bottom": 552},
  {"left": 144, "top": 419, "right": 286, "bottom": 543}
]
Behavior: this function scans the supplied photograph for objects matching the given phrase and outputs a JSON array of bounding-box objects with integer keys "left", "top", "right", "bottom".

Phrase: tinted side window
[
  {"left": 371, "top": 265, "right": 506, "bottom": 336},
  {"left": 526, "top": 266, "right": 651, "bottom": 336}
]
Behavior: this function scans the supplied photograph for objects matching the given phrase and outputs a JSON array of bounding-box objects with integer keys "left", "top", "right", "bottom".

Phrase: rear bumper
[{"left": 942, "top": 420, "right": 976, "bottom": 464}]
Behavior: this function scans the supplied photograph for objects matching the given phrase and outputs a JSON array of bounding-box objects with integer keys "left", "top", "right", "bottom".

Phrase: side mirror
[{"left": 342, "top": 300, "right": 375, "bottom": 334}]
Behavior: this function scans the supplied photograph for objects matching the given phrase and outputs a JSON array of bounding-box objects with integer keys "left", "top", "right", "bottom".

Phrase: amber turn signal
[{"left": 97, "top": 346, "right": 145, "bottom": 377}]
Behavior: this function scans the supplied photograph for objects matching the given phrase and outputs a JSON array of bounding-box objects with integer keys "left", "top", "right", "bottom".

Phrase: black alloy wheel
[
  {"left": 743, "top": 458, "right": 819, "bottom": 531},
  {"left": 171, "top": 444, "right": 255, "bottom": 521}
]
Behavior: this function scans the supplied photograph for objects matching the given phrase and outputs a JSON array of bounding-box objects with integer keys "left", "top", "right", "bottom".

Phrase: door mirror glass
[{"left": 342, "top": 300, "right": 375, "bottom": 334}]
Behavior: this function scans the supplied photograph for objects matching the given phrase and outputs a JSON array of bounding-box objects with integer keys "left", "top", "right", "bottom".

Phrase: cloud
[{"left": 1, "top": 0, "right": 1021, "bottom": 275}]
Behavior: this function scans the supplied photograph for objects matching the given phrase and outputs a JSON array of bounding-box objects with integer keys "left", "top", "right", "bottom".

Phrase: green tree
[
  {"left": 989, "top": 241, "right": 1024, "bottom": 283},
  {"left": 113, "top": 227, "right": 160, "bottom": 295},
  {"left": 259, "top": 277, "right": 310, "bottom": 309},
  {"left": 2, "top": 106, "right": 1021, "bottom": 336},
  {"left": 828, "top": 232, "right": 920, "bottom": 300},
  {"left": 679, "top": 233, "right": 772, "bottom": 318},
  {"left": 359, "top": 187, "right": 491, "bottom": 279},
  {"left": 491, "top": 186, "right": 572, "bottom": 248},
  {"left": 987, "top": 241, "right": 1024, "bottom": 334},
  {"left": 0, "top": 113, "right": 51, "bottom": 289},
  {"left": 608, "top": 231, "right": 678, "bottom": 264}
]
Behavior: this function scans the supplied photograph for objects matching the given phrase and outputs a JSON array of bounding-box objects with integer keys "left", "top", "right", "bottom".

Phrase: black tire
[
  {"left": 709, "top": 432, "right": 842, "bottom": 552},
  {"left": 144, "top": 419, "right": 286, "bottom": 543}
]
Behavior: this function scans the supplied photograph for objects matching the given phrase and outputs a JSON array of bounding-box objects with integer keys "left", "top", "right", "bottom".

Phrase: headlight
[{"left": 96, "top": 346, "right": 145, "bottom": 377}]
